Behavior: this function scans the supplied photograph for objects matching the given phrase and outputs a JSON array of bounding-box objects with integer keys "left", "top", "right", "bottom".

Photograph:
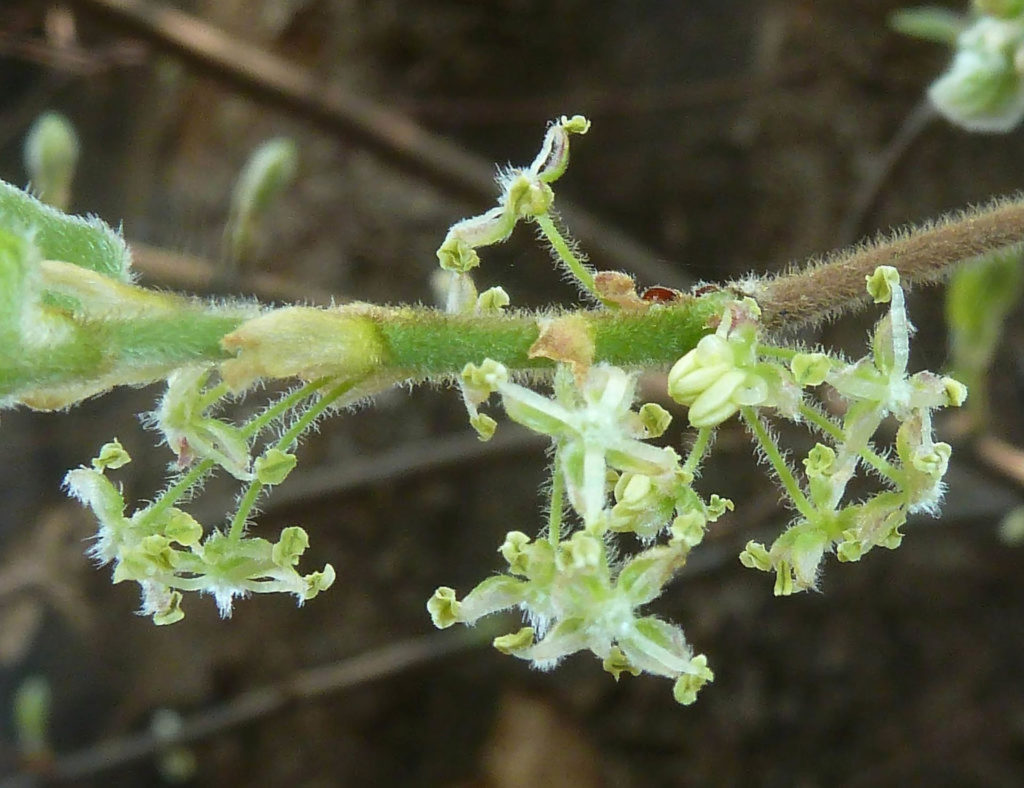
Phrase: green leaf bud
[
  {"left": 226, "top": 137, "right": 298, "bottom": 261},
  {"left": 24, "top": 112, "right": 79, "bottom": 211}
]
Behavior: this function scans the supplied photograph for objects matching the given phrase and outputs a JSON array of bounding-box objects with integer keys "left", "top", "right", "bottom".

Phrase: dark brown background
[{"left": 0, "top": 1, "right": 1022, "bottom": 786}]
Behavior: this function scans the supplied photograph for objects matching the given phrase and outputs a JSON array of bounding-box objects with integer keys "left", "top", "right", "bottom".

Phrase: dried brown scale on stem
[{"left": 750, "top": 194, "right": 1024, "bottom": 331}]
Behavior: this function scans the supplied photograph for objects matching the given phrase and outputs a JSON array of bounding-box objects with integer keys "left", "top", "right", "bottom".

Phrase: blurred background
[{"left": 0, "top": 1, "right": 1023, "bottom": 785}]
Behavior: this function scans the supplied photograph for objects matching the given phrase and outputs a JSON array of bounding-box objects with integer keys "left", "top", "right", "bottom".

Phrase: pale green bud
[
  {"left": 603, "top": 646, "right": 641, "bottom": 681},
  {"left": 476, "top": 286, "right": 510, "bottom": 312},
  {"left": 556, "top": 531, "right": 603, "bottom": 571},
  {"left": 469, "top": 412, "right": 497, "bottom": 441},
  {"left": 942, "top": 376, "right": 969, "bottom": 407},
  {"left": 791, "top": 353, "right": 831, "bottom": 386},
  {"left": 505, "top": 174, "right": 554, "bottom": 219},
  {"left": 738, "top": 540, "right": 772, "bottom": 571},
  {"left": 461, "top": 359, "right": 509, "bottom": 397},
  {"left": 912, "top": 441, "right": 952, "bottom": 478},
  {"left": 427, "top": 586, "right": 461, "bottom": 628},
  {"left": 672, "top": 654, "right": 714, "bottom": 706},
  {"left": 803, "top": 443, "right": 837, "bottom": 478},
  {"left": 436, "top": 234, "right": 481, "bottom": 273},
  {"left": 638, "top": 402, "right": 672, "bottom": 438},
  {"left": 617, "top": 546, "right": 683, "bottom": 605},
  {"left": 163, "top": 509, "right": 203, "bottom": 547},
  {"left": 254, "top": 448, "right": 297, "bottom": 485},
  {"left": 493, "top": 627, "right": 535, "bottom": 655},
  {"left": 226, "top": 137, "right": 298, "bottom": 261},
  {"left": 670, "top": 511, "right": 706, "bottom": 548},
  {"left": 866, "top": 266, "right": 901, "bottom": 304},
  {"left": 92, "top": 439, "right": 131, "bottom": 471},
  {"left": 499, "top": 531, "right": 532, "bottom": 575},
  {"left": 272, "top": 526, "right": 310, "bottom": 568},
  {"left": 706, "top": 494, "right": 734, "bottom": 521},
  {"left": 152, "top": 591, "right": 185, "bottom": 626},
  {"left": 24, "top": 111, "right": 79, "bottom": 210},
  {"left": 302, "top": 564, "right": 336, "bottom": 599}
]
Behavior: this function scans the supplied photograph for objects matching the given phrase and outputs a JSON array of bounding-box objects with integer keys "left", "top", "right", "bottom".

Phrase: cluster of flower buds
[
  {"left": 667, "top": 298, "right": 801, "bottom": 427},
  {"left": 64, "top": 440, "right": 334, "bottom": 624},
  {"left": 432, "top": 362, "right": 727, "bottom": 703},
  {"left": 737, "top": 267, "right": 966, "bottom": 594},
  {"left": 435, "top": 115, "right": 590, "bottom": 273}
]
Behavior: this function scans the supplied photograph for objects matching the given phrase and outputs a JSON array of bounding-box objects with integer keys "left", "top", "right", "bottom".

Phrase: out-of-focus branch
[{"left": 63, "top": 0, "right": 690, "bottom": 288}]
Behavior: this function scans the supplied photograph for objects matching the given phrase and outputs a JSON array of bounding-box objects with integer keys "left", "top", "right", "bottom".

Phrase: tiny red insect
[{"left": 640, "top": 286, "right": 682, "bottom": 303}]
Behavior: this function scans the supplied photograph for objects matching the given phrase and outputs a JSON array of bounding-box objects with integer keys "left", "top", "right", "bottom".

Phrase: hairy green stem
[
  {"left": 228, "top": 378, "right": 359, "bottom": 540},
  {"left": 798, "top": 403, "right": 899, "bottom": 483},
  {"left": 741, "top": 407, "right": 817, "bottom": 522},
  {"left": 534, "top": 212, "right": 599, "bottom": 300},
  {"left": 547, "top": 444, "right": 565, "bottom": 546}
]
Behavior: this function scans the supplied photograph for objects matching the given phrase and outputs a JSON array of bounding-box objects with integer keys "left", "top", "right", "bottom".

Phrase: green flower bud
[
  {"left": 272, "top": 526, "right": 310, "bottom": 568},
  {"left": 255, "top": 448, "right": 297, "bottom": 486},
  {"left": 163, "top": 509, "right": 203, "bottom": 547},
  {"left": 469, "top": 412, "right": 497, "bottom": 441},
  {"left": 638, "top": 402, "right": 672, "bottom": 438},
  {"left": 493, "top": 626, "right": 535, "bottom": 655},
  {"left": 152, "top": 591, "right": 185, "bottom": 626},
  {"left": 603, "top": 646, "right": 641, "bottom": 681},
  {"left": 866, "top": 266, "right": 901, "bottom": 304},
  {"left": 791, "top": 353, "right": 831, "bottom": 386},
  {"left": 672, "top": 654, "right": 714, "bottom": 706},
  {"left": 476, "top": 286, "right": 510, "bottom": 312},
  {"left": 427, "top": 586, "right": 461, "bottom": 628},
  {"left": 738, "top": 540, "right": 772, "bottom": 572},
  {"left": 92, "top": 439, "right": 131, "bottom": 471},
  {"left": 499, "top": 531, "right": 532, "bottom": 575}
]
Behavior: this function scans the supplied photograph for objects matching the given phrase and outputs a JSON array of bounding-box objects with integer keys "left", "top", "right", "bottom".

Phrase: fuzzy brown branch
[{"left": 751, "top": 194, "right": 1024, "bottom": 331}]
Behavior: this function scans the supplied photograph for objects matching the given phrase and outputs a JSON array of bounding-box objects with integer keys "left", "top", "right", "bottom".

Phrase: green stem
[
  {"left": 240, "top": 377, "right": 330, "bottom": 439},
  {"left": 740, "top": 407, "right": 817, "bottom": 522},
  {"left": 534, "top": 212, "right": 599, "bottom": 300},
  {"left": 138, "top": 458, "right": 216, "bottom": 527},
  {"left": 547, "top": 443, "right": 565, "bottom": 546},
  {"left": 798, "top": 403, "right": 899, "bottom": 482},
  {"left": 228, "top": 377, "right": 358, "bottom": 541},
  {"left": 682, "top": 427, "right": 713, "bottom": 476}
]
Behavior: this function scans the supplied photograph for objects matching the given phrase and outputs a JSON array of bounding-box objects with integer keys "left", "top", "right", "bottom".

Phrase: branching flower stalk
[{"left": 0, "top": 114, "right": 1008, "bottom": 704}]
